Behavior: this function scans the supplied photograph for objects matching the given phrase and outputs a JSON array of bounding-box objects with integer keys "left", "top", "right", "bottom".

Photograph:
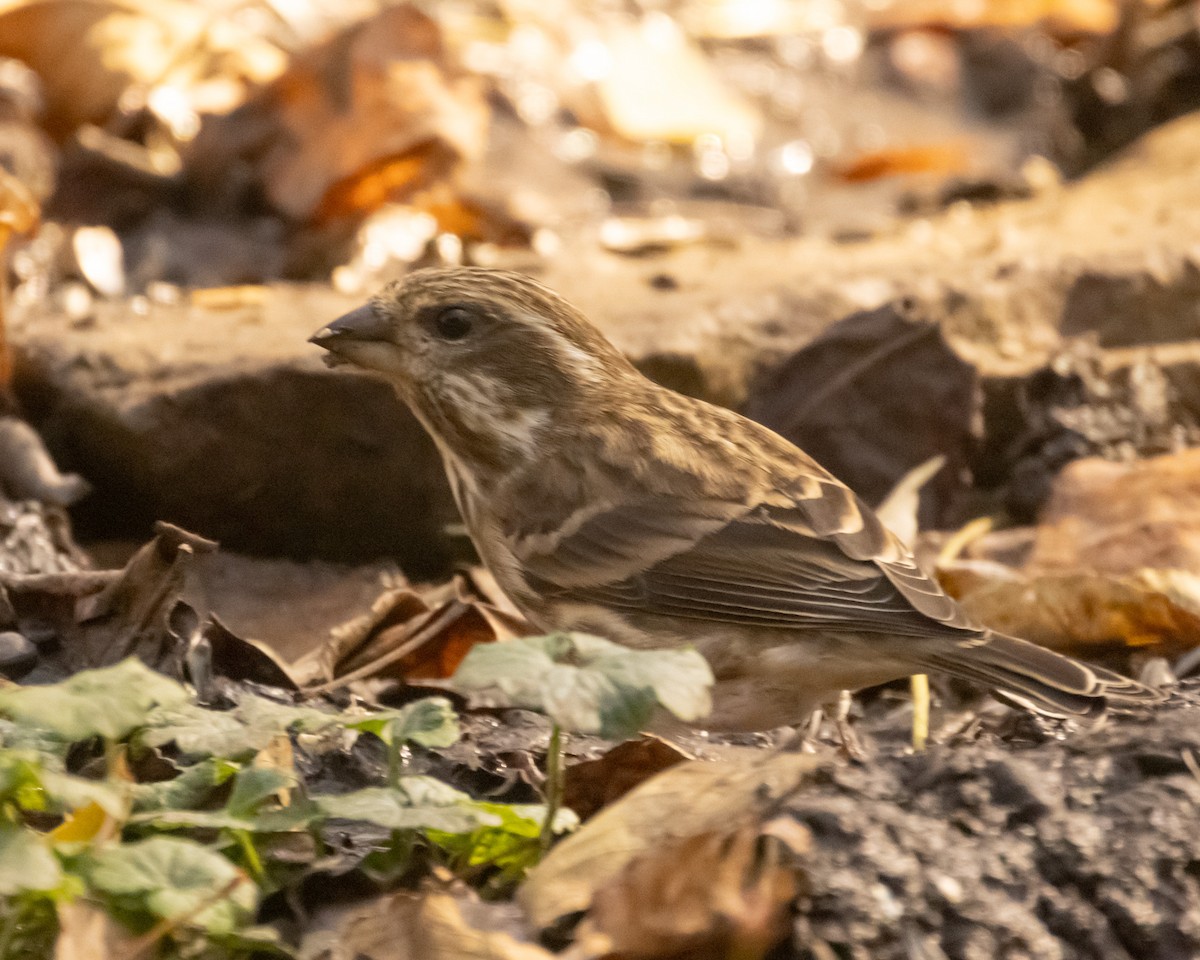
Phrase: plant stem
[
  {"left": 233, "top": 829, "right": 265, "bottom": 885},
  {"left": 387, "top": 736, "right": 402, "bottom": 790},
  {"left": 540, "top": 723, "right": 563, "bottom": 854}
]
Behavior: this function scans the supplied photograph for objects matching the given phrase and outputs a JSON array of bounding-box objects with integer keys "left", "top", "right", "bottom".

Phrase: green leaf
[
  {"left": 0, "top": 752, "right": 50, "bottom": 812},
  {"left": 451, "top": 633, "right": 713, "bottom": 739},
  {"left": 0, "top": 659, "right": 188, "bottom": 742},
  {"left": 130, "top": 766, "right": 314, "bottom": 834},
  {"left": 225, "top": 768, "right": 295, "bottom": 820},
  {"left": 314, "top": 779, "right": 501, "bottom": 834},
  {"left": 38, "top": 769, "right": 125, "bottom": 819},
  {"left": 430, "top": 801, "right": 577, "bottom": 888},
  {"left": 344, "top": 697, "right": 460, "bottom": 749},
  {"left": 0, "top": 718, "right": 70, "bottom": 761},
  {"left": 140, "top": 694, "right": 340, "bottom": 761},
  {"left": 0, "top": 822, "right": 62, "bottom": 894},
  {"left": 131, "top": 758, "right": 239, "bottom": 813},
  {"left": 0, "top": 751, "right": 123, "bottom": 817},
  {"left": 140, "top": 703, "right": 267, "bottom": 760},
  {"left": 84, "top": 836, "right": 256, "bottom": 935}
]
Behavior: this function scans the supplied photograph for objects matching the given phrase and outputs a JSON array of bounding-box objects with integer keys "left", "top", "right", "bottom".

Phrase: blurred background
[{"left": 3, "top": 0, "right": 1200, "bottom": 658}]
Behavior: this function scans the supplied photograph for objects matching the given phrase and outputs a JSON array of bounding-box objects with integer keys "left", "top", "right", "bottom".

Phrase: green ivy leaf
[
  {"left": 429, "top": 801, "right": 577, "bottom": 889},
  {"left": 131, "top": 758, "right": 240, "bottom": 813},
  {"left": 451, "top": 633, "right": 713, "bottom": 739},
  {"left": 314, "top": 778, "right": 502, "bottom": 835},
  {"left": 344, "top": 697, "right": 460, "bottom": 749},
  {"left": 0, "top": 751, "right": 124, "bottom": 818},
  {"left": 225, "top": 768, "right": 295, "bottom": 820},
  {"left": 84, "top": 836, "right": 257, "bottom": 935},
  {"left": 140, "top": 694, "right": 340, "bottom": 761},
  {"left": 0, "top": 822, "right": 62, "bottom": 894},
  {"left": 0, "top": 660, "right": 188, "bottom": 743}
]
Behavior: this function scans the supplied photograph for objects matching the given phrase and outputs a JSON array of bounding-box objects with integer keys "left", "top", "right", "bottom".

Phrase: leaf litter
[{"left": 5, "top": 429, "right": 1200, "bottom": 958}]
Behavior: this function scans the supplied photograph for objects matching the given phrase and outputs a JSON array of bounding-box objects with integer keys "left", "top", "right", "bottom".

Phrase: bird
[{"left": 310, "top": 266, "right": 1164, "bottom": 732}]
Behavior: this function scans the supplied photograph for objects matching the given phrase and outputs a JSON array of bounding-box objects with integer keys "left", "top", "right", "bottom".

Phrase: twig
[
  {"left": 911, "top": 674, "right": 930, "bottom": 752},
  {"left": 126, "top": 875, "right": 246, "bottom": 960}
]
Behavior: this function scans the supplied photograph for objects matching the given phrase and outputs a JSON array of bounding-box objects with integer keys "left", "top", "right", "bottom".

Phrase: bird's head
[{"left": 310, "top": 267, "right": 637, "bottom": 471}]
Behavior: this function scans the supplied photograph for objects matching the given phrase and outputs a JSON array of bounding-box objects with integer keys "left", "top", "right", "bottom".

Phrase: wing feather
[{"left": 514, "top": 487, "right": 976, "bottom": 639}]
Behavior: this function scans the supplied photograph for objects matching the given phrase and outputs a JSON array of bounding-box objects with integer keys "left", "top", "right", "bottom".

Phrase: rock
[
  {"left": 12, "top": 114, "right": 1200, "bottom": 567},
  {"left": 0, "top": 629, "right": 36, "bottom": 679},
  {"left": 745, "top": 299, "right": 978, "bottom": 526}
]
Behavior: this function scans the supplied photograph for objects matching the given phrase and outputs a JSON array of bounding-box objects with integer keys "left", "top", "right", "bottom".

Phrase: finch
[{"left": 310, "top": 267, "right": 1163, "bottom": 731}]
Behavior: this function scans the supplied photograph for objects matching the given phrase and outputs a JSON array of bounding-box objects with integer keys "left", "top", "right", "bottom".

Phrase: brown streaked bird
[{"left": 310, "top": 267, "right": 1164, "bottom": 731}]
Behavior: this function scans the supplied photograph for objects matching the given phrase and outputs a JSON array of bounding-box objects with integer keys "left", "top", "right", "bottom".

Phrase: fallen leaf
[
  {"left": 876, "top": 455, "right": 947, "bottom": 549},
  {"left": 520, "top": 750, "right": 819, "bottom": 929},
  {"left": 0, "top": 416, "right": 90, "bottom": 506},
  {"left": 1028, "top": 450, "right": 1200, "bottom": 574},
  {"left": 188, "top": 4, "right": 488, "bottom": 225},
  {"left": 302, "top": 887, "right": 552, "bottom": 960},
  {"left": 938, "top": 559, "right": 1200, "bottom": 661},
  {"left": 70, "top": 522, "right": 218, "bottom": 673},
  {"left": 293, "top": 572, "right": 520, "bottom": 690},
  {"left": 867, "top": 0, "right": 1120, "bottom": 34},
  {"left": 574, "top": 823, "right": 800, "bottom": 960},
  {"left": 831, "top": 143, "right": 971, "bottom": 183},
  {"left": 563, "top": 736, "right": 692, "bottom": 821},
  {"left": 594, "top": 16, "right": 761, "bottom": 145},
  {"left": 0, "top": 0, "right": 284, "bottom": 139}
]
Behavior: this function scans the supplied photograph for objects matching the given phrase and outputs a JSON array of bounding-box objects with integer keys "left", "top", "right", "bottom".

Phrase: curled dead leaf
[
  {"left": 938, "top": 559, "right": 1200, "bottom": 662},
  {"left": 293, "top": 569, "right": 528, "bottom": 691},
  {"left": 563, "top": 736, "right": 692, "bottom": 821},
  {"left": 573, "top": 823, "right": 801, "bottom": 960},
  {"left": 521, "top": 751, "right": 818, "bottom": 929}
]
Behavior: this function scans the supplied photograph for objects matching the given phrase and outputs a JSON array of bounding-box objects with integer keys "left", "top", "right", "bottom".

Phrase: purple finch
[{"left": 311, "top": 267, "right": 1163, "bottom": 731}]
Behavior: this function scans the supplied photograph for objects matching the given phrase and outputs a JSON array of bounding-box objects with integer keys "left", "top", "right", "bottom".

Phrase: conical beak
[{"left": 309, "top": 304, "right": 390, "bottom": 347}]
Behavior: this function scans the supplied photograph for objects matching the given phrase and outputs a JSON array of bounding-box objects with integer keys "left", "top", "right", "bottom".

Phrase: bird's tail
[{"left": 919, "top": 631, "right": 1167, "bottom": 720}]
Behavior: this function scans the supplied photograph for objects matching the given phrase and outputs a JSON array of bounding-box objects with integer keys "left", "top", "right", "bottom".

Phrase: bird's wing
[{"left": 509, "top": 478, "right": 977, "bottom": 638}]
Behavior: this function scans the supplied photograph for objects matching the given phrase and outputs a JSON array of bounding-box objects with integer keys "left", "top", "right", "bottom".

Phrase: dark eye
[{"left": 433, "top": 306, "right": 474, "bottom": 341}]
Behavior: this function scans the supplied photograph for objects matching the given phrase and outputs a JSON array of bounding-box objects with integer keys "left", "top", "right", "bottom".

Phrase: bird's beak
[{"left": 309, "top": 304, "right": 390, "bottom": 348}]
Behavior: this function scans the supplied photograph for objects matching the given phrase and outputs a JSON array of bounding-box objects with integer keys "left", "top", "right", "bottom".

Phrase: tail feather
[{"left": 921, "top": 631, "right": 1167, "bottom": 720}]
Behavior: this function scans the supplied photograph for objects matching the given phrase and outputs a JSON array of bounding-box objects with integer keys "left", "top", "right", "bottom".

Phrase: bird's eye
[{"left": 433, "top": 306, "right": 474, "bottom": 341}]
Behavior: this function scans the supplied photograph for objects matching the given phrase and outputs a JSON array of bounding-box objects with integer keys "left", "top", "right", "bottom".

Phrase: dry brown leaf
[
  {"left": 189, "top": 4, "right": 487, "bottom": 225},
  {"left": 302, "top": 887, "right": 550, "bottom": 960},
  {"left": 573, "top": 823, "right": 801, "bottom": 960},
  {"left": 594, "top": 18, "right": 761, "bottom": 145},
  {"left": 0, "top": 166, "right": 40, "bottom": 395},
  {"left": 521, "top": 751, "right": 819, "bottom": 930},
  {"left": 563, "top": 736, "right": 692, "bottom": 822},
  {"left": 938, "top": 559, "right": 1200, "bottom": 661},
  {"left": 831, "top": 142, "right": 971, "bottom": 183},
  {"left": 1029, "top": 450, "right": 1200, "bottom": 574},
  {"left": 867, "top": 0, "right": 1121, "bottom": 34},
  {"left": 0, "top": 0, "right": 283, "bottom": 140},
  {"left": 292, "top": 571, "right": 525, "bottom": 690}
]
